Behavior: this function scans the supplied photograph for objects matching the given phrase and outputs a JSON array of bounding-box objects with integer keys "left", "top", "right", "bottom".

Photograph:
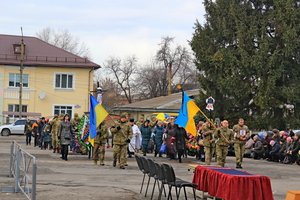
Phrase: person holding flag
[
  {"left": 175, "top": 91, "right": 200, "bottom": 137},
  {"left": 214, "top": 120, "right": 234, "bottom": 167},
  {"left": 89, "top": 94, "right": 109, "bottom": 161},
  {"left": 93, "top": 122, "right": 108, "bottom": 166},
  {"left": 110, "top": 114, "right": 132, "bottom": 169}
]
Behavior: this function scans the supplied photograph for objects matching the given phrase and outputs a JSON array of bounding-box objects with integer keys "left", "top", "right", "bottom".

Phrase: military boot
[
  {"left": 120, "top": 165, "right": 125, "bottom": 169},
  {"left": 113, "top": 160, "right": 116, "bottom": 167}
]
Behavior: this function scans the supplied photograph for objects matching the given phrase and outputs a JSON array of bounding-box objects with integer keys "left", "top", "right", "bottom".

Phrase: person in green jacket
[
  {"left": 232, "top": 118, "right": 250, "bottom": 169},
  {"left": 110, "top": 114, "right": 132, "bottom": 169},
  {"left": 214, "top": 120, "right": 234, "bottom": 167},
  {"left": 93, "top": 122, "right": 108, "bottom": 166}
]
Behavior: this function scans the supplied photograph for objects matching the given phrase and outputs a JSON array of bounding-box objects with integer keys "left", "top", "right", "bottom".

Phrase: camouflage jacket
[
  {"left": 50, "top": 118, "right": 60, "bottom": 136},
  {"left": 110, "top": 121, "right": 132, "bottom": 145},
  {"left": 202, "top": 127, "right": 215, "bottom": 147},
  {"left": 232, "top": 124, "right": 249, "bottom": 144},
  {"left": 94, "top": 125, "right": 108, "bottom": 145},
  {"left": 214, "top": 127, "right": 234, "bottom": 146}
]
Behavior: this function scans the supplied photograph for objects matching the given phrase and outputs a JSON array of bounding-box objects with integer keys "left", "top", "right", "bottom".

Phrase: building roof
[
  {"left": 0, "top": 34, "right": 100, "bottom": 68},
  {"left": 113, "top": 89, "right": 200, "bottom": 113}
]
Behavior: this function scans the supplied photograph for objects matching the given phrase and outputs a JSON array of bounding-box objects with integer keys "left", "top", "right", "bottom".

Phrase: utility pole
[
  {"left": 167, "top": 62, "right": 172, "bottom": 95},
  {"left": 19, "top": 27, "right": 24, "bottom": 119}
]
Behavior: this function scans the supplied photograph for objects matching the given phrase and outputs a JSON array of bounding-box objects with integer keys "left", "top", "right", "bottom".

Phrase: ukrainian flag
[
  {"left": 89, "top": 95, "right": 108, "bottom": 146},
  {"left": 175, "top": 92, "right": 200, "bottom": 136}
]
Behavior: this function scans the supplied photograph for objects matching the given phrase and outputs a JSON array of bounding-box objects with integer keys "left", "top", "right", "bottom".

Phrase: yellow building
[{"left": 0, "top": 34, "right": 100, "bottom": 123}]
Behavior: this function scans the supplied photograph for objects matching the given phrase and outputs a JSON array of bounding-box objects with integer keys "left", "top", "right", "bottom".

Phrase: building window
[
  {"left": 8, "top": 104, "right": 27, "bottom": 118},
  {"left": 9, "top": 73, "right": 29, "bottom": 87},
  {"left": 55, "top": 73, "right": 73, "bottom": 89},
  {"left": 54, "top": 105, "right": 73, "bottom": 117}
]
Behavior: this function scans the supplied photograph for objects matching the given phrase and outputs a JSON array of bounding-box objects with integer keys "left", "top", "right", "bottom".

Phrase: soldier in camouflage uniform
[
  {"left": 93, "top": 122, "right": 108, "bottom": 165},
  {"left": 136, "top": 114, "right": 145, "bottom": 128},
  {"left": 214, "top": 120, "right": 234, "bottom": 167},
  {"left": 202, "top": 121, "right": 215, "bottom": 165},
  {"left": 233, "top": 118, "right": 250, "bottom": 169},
  {"left": 110, "top": 114, "right": 132, "bottom": 169},
  {"left": 50, "top": 114, "right": 60, "bottom": 153}
]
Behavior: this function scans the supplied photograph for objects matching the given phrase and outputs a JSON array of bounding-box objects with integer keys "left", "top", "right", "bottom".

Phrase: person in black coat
[
  {"left": 251, "top": 135, "right": 264, "bottom": 159},
  {"left": 268, "top": 140, "right": 281, "bottom": 162},
  {"left": 290, "top": 133, "right": 300, "bottom": 163},
  {"left": 174, "top": 125, "right": 189, "bottom": 163}
]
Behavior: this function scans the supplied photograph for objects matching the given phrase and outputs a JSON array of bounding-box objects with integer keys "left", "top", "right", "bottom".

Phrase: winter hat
[
  {"left": 270, "top": 140, "right": 275, "bottom": 146},
  {"left": 272, "top": 129, "right": 279, "bottom": 134},
  {"left": 286, "top": 137, "right": 293, "bottom": 143},
  {"left": 120, "top": 113, "right": 127, "bottom": 118}
]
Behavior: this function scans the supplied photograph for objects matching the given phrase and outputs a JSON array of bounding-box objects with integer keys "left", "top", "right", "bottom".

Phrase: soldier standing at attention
[
  {"left": 50, "top": 115, "right": 60, "bottom": 153},
  {"left": 214, "top": 120, "right": 234, "bottom": 167},
  {"left": 233, "top": 118, "right": 250, "bottom": 169},
  {"left": 202, "top": 121, "right": 215, "bottom": 165},
  {"left": 136, "top": 115, "right": 144, "bottom": 129},
  {"left": 110, "top": 114, "right": 132, "bottom": 169},
  {"left": 93, "top": 122, "right": 108, "bottom": 166}
]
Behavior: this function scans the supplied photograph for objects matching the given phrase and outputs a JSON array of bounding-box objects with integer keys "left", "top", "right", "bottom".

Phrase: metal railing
[{"left": 9, "top": 141, "right": 37, "bottom": 200}]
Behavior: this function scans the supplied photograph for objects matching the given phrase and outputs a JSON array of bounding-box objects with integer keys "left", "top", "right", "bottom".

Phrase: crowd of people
[
  {"left": 126, "top": 116, "right": 300, "bottom": 168},
  {"left": 24, "top": 113, "right": 81, "bottom": 161},
  {"left": 23, "top": 112, "right": 300, "bottom": 169}
]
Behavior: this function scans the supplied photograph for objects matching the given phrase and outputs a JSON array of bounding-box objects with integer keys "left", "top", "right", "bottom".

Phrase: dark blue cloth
[{"left": 213, "top": 168, "right": 254, "bottom": 176}]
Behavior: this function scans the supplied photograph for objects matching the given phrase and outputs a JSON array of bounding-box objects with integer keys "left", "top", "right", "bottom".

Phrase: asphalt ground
[{"left": 0, "top": 135, "right": 299, "bottom": 200}]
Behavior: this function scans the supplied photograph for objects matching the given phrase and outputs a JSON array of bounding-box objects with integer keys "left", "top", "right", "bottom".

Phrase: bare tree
[
  {"left": 156, "top": 36, "right": 193, "bottom": 95},
  {"left": 136, "top": 61, "right": 165, "bottom": 99},
  {"left": 103, "top": 56, "right": 138, "bottom": 103},
  {"left": 36, "top": 27, "right": 90, "bottom": 58},
  {"left": 96, "top": 77, "right": 121, "bottom": 109}
]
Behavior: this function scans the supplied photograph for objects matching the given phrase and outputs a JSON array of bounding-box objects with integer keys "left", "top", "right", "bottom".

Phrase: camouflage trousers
[
  {"left": 113, "top": 144, "right": 127, "bottom": 167},
  {"left": 93, "top": 143, "right": 106, "bottom": 165},
  {"left": 234, "top": 143, "right": 245, "bottom": 165},
  {"left": 204, "top": 146, "right": 215, "bottom": 165},
  {"left": 52, "top": 134, "right": 59, "bottom": 149},
  {"left": 216, "top": 145, "right": 228, "bottom": 167}
]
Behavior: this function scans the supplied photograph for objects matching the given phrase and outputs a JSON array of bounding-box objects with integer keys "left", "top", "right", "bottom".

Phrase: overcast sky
[{"left": 1, "top": 0, "right": 206, "bottom": 64}]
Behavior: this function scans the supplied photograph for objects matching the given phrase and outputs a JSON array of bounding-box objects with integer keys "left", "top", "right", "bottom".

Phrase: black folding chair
[
  {"left": 135, "top": 155, "right": 147, "bottom": 194},
  {"left": 154, "top": 162, "right": 167, "bottom": 200},
  {"left": 140, "top": 156, "right": 154, "bottom": 197},
  {"left": 162, "top": 163, "right": 197, "bottom": 200},
  {"left": 147, "top": 158, "right": 160, "bottom": 200}
]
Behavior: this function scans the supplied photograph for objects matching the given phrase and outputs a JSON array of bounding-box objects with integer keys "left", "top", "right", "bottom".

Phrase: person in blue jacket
[
  {"left": 140, "top": 120, "right": 152, "bottom": 156},
  {"left": 153, "top": 121, "right": 164, "bottom": 157},
  {"left": 268, "top": 140, "right": 281, "bottom": 162}
]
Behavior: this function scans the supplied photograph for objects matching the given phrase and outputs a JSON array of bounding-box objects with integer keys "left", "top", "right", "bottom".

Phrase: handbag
[
  {"left": 64, "top": 132, "right": 71, "bottom": 140},
  {"left": 159, "top": 143, "right": 167, "bottom": 154}
]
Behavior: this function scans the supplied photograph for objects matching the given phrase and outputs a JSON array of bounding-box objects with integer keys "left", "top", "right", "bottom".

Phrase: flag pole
[
  {"left": 177, "top": 85, "right": 230, "bottom": 144},
  {"left": 197, "top": 102, "right": 230, "bottom": 144}
]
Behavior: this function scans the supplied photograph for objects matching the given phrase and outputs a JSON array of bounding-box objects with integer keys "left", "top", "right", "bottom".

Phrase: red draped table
[{"left": 192, "top": 165, "right": 274, "bottom": 200}]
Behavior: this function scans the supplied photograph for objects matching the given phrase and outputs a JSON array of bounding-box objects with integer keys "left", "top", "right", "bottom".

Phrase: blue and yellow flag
[
  {"left": 175, "top": 92, "right": 200, "bottom": 136},
  {"left": 89, "top": 95, "right": 108, "bottom": 146}
]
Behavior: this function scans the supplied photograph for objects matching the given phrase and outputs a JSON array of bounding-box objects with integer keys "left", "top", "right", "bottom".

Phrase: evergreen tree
[{"left": 191, "top": 0, "right": 300, "bottom": 129}]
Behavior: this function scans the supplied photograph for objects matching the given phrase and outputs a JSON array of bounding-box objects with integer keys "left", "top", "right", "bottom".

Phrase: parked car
[{"left": 0, "top": 119, "right": 34, "bottom": 136}]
